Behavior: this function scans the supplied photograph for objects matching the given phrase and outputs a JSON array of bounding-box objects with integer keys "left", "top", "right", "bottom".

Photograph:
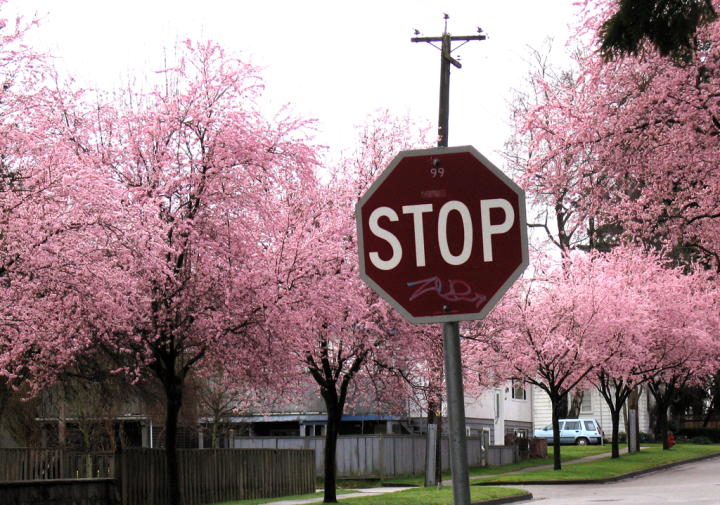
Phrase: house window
[
  {"left": 512, "top": 382, "right": 526, "bottom": 400},
  {"left": 580, "top": 390, "right": 593, "bottom": 413}
]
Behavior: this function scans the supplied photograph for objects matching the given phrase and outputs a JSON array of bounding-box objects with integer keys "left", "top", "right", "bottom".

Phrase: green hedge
[
  {"left": 676, "top": 427, "right": 720, "bottom": 443},
  {"left": 617, "top": 432, "right": 657, "bottom": 443}
]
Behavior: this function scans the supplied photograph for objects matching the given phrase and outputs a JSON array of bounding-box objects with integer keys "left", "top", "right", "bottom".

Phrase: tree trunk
[
  {"left": 567, "top": 390, "right": 584, "bottom": 419},
  {"left": 305, "top": 342, "right": 366, "bottom": 504},
  {"left": 551, "top": 398, "right": 562, "bottom": 471},
  {"left": 322, "top": 399, "right": 342, "bottom": 503},
  {"left": 648, "top": 379, "right": 682, "bottom": 451},
  {"left": 659, "top": 405, "right": 670, "bottom": 450},
  {"left": 610, "top": 407, "right": 621, "bottom": 459},
  {"left": 702, "top": 402, "right": 716, "bottom": 428},
  {"left": 58, "top": 385, "right": 67, "bottom": 451},
  {"left": 165, "top": 388, "right": 183, "bottom": 505},
  {"left": 0, "top": 379, "right": 10, "bottom": 424}
]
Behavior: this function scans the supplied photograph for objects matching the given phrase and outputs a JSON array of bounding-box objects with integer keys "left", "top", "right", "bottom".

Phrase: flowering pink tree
[
  {"left": 510, "top": 0, "right": 720, "bottom": 452},
  {"left": 582, "top": 247, "right": 719, "bottom": 456},
  {"left": 262, "top": 111, "right": 434, "bottom": 503},
  {"left": 639, "top": 267, "right": 720, "bottom": 449},
  {"left": 468, "top": 251, "right": 628, "bottom": 470},
  {"left": 583, "top": 249, "right": 650, "bottom": 457},
  {"left": 0, "top": 5, "right": 44, "bottom": 420},
  {"left": 512, "top": 0, "right": 720, "bottom": 267},
  {"left": 0, "top": 3, "right": 114, "bottom": 425},
  {"left": 57, "top": 41, "right": 322, "bottom": 504}
]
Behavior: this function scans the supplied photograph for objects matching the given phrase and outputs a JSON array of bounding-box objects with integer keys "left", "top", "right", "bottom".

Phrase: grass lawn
[
  {"left": 337, "top": 486, "right": 528, "bottom": 505},
  {"left": 213, "top": 486, "right": 527, "bottom": 505},
  {"left": 212, "top": 443, "right": 720, "bottom": 504},
  {"left": 473, "top": 443, "right": 720, "bottom": 483},
  {"left": 381, "top": 443, "right": 612, "bottom": 487}
]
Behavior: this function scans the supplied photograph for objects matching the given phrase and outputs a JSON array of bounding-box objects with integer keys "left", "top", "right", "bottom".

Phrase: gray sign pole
[
  {"left": 424, "top": 423, "right": 438, "bottom": 486},
  {"left": 412, "top": 18, "right": 486, "bottom": 505},
  {"left": 443, "top": 321, "right": 471, "bottom": 503}
]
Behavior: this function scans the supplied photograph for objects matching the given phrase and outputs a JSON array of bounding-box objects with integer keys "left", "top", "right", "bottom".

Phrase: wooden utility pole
[
  {"left": 412, "top": 15, "right": 486, "bottom": 148},
  {"left": 412, "top": 15, "right": 486, "bottom": 505}
]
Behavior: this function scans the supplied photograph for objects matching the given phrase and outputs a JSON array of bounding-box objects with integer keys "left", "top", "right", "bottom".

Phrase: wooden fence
[
  {"left": 0, "top": 449, "right": 114, "bottom": 480},
  {"left": 0, "top": 448, "right": 315, "bottom": 505},
  {"left": 674, "top": 414, "right": 720, "bottom": 428},
  {"left": 117, "top": 448, "right": 315, "bottom": 505}
]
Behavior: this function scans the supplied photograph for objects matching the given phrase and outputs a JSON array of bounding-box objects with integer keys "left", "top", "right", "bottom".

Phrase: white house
[{"left": 532, "top": 386, "right": 653, "bottom": 439}]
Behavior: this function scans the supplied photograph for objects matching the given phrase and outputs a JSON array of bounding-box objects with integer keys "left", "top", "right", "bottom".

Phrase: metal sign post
[
  {"left": 443, "top": 321, "right": 471, "bottom": 503},
  {"left": 424, "top": 423, "right": 438, "bottom": 486},
  {"left": 355, "top": 16, "right": 527, "bottom": 505},
  {"left": 416, "top": 22, "right": 484, "bottom": 503}
]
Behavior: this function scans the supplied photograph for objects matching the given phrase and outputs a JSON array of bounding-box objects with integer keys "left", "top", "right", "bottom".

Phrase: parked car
[{"left": 534, "top": 418, "right": 603, "bottom": 445}]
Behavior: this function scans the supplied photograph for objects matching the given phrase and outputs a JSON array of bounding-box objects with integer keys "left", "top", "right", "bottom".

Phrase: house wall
[
  {"left": 465, "top": 382, "right": 533, "bottom": 445},
  {"left": 532, "top": 386, "right": 652, "bottom": 438}
]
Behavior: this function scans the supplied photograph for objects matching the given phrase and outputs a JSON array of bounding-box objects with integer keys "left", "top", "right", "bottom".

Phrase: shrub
[
  {"left": 676, "top": 428, "right": 720, "bottom": 444},
  {"left": 639, "top": 432, "right": 656, "bottom": 443},
  {"left": 616, "top": 432, "right": 655, "bottom": 443},
  {"left": 690, "top": 436, "right": 713, "bottom": 445}
]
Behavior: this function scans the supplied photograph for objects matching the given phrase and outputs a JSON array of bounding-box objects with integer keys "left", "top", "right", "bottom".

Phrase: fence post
[{"left": 116, "top": 447, "right": 126, "bottom": 505}]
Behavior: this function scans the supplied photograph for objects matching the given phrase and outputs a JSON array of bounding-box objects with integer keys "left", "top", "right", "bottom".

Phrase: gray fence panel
[
  {"left": 229, "top": 435, "right": 516, "bottom": 478},
  {"left": 466, "top": 437, "right": 483, "bottom": 466},
  {"left": 277, "top": 439, "right": 306, "bottom": 450},
  {"left": 371, "top": 438, "right": 381, "bottom": 478}
]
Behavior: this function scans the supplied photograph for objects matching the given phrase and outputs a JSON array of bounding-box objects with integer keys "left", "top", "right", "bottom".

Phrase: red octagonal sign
[{"left": 356, "top": 146, "right": 529, "bottom": 324}]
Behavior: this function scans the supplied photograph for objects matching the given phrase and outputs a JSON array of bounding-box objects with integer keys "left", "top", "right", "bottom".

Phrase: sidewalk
[{"left": 263, "top": 486, "right": 416, "bottom": 505}]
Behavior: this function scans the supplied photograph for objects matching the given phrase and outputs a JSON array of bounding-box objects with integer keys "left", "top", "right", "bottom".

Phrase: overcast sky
[{"left": 7, "top": 0, "right": 583, "bottom": 167}]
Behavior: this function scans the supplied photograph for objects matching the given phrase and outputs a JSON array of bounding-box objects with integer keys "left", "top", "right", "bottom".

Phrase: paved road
[{"left": 516, "top": 455, "right": 720, "bottom": 504}]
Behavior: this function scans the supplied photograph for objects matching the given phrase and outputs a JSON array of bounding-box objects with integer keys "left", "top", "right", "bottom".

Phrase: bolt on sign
[{"left": 356, "top": 146, "right": 529, "bottom": 324}]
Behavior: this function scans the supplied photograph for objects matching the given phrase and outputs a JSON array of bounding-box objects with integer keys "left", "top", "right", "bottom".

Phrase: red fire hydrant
[{"left": 668, "top": 433, "right": 676, "bottom": 448}]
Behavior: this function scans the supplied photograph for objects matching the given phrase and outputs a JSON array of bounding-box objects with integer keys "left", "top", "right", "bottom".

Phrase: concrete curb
[
  {"left": 471, "top": 451, "right": 720, "bottom": 486},
  {"left": 471, "top": 492, "right": 534, "bottom": 504}
]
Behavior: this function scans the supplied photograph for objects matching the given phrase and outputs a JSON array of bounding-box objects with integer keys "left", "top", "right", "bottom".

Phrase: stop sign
[{"left": 356, "top": 146, "right": 528, "bottom": 324}]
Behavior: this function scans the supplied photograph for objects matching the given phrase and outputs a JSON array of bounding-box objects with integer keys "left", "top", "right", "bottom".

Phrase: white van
[{"left": 534, "top": 419, "right": 603, "bottom": 445}]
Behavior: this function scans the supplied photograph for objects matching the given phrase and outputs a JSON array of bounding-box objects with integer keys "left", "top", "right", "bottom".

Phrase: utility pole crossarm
[
  {"left": 411, "top": 35, "right": 487, "bottom": 43},
  {"left": 410, "top": 35, "right": 487, "bottom": 42},
  {"left": 411, "top": 36, "right": 443, "bottom": 42},
  {"left": 412, "top": 24, "right": 487, "bottom": 148}
]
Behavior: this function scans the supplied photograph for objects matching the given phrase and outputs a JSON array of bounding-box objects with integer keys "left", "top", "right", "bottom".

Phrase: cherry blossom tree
[
  {"left": 468, "top": 251, "right": 631, "bottom": 470},
  {"left": 0, "top": 2, "right": 114, "bottom": 427},
  {"left": 583, "top": 247, "right": 719, "bottom": 456},
  {"left": 57, "top": 40, "right": 322, "bottom": 505},
  {"left": 261, "top": 111, "right": 434, "bottom": 503},
  {"left": 510, "top": 3, "right": 720, "bottom": 454},
  {"left": 639, "top": 267, "right": 720, "bottom": 449},
  {"left": 513, "top": 0, "right": 720, "bottom": 270},
  {"left": 584, "top": 248, "right": 654, "bottom": 458}
]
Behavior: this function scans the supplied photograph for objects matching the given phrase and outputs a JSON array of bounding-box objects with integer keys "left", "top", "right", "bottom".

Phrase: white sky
[{"left": 7, "top": 0, "right": 583, "bottom": 168}]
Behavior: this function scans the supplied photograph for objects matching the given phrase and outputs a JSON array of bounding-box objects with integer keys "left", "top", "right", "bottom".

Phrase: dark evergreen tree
[{"left": 600, "top": 0, "right": 717, "bottom": 61}]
